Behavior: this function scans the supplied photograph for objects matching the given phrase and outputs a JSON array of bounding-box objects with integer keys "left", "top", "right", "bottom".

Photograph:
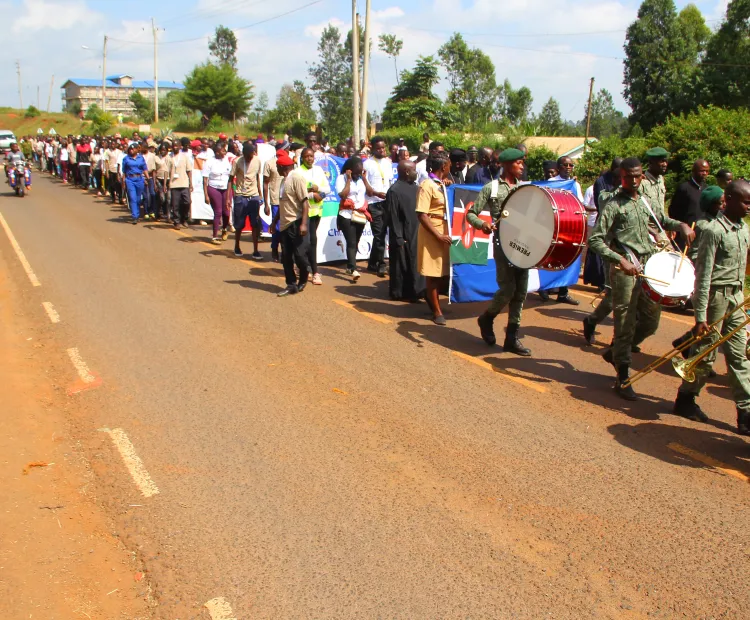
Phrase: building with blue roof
[{"left": 61, "top": 74, "right": 185, "bottom": 116}]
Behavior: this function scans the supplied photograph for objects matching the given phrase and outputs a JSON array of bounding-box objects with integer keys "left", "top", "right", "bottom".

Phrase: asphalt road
[{"left": 1, "top": 174, "right": 749, "bottom": 619}]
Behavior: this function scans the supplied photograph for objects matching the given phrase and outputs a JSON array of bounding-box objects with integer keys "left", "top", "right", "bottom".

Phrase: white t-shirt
[
  {"left": 59, "top": 147, "right": 69, "bottom": 162},
  {"left": 116, "top": 151, "right": 125, "bottom": 172},
  {"left": 583, "top": 184, "right": 596, "bottom": 227},
  {"left": 363, "top": 156, "right": 394, "bottom": 204},
  {"left": 415, "top": 159, "right": 429, "bottom": 186},
  {"left": 196, "top": 148, "right": 215, "bottom": 162},
  {"left": 335, "top": 173, "right": 367, "bottom": 220},
  {"left": 202, "top": 156, "right": 232, "bottom": 189}
]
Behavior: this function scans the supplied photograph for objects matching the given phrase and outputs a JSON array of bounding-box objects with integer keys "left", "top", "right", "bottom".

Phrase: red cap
[
  {"left": 190, "top": 139, "right": 201, "bottom": 148},
  {"left": 218, "top": 133, "right": 227, "bottom": 140},
  {"left": 276, "top": 152, "right": 294, "bottom": 167}
]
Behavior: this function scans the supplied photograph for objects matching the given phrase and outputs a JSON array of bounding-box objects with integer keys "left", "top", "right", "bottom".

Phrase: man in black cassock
[{"left": 387, "top": 160, "right": 425, "bottom": 301}]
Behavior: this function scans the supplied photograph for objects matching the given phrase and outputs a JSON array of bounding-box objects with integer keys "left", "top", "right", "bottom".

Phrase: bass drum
[{"left": 499, "top": 184, "right": 587, "bottom": 270}]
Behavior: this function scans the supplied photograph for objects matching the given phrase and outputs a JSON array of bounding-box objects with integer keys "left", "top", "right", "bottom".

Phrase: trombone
[{"left": 621, "top": 295, "right": 750, "bottom": 388}]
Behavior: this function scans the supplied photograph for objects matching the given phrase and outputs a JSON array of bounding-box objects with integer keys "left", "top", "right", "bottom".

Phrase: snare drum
[
  {"left": 499, "top": 184, "right": 587, "bottom": 270},
  {"left": 640, "top": 251, "right": 695, "bottom": 307}
]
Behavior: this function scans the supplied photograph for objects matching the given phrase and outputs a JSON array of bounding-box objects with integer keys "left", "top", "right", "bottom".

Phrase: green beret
[
  {"left": 645, "top": 147, "right": 668, "bottom": 158},
  {"left": 498, "top": 148, "right": 525, "bottom": 162},
  {"left": 700, "top": 185, "right": 723, "bottom": 212}
]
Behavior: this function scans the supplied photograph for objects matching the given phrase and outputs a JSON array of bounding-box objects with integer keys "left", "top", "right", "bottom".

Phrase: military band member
[
  {"left": 673, "top": 181, "right": 750, "bottom": 435},
  {"left": 467, "top": 148, "right": 530, "bottom": 356},
  {"left": 639, "top": 147, "right": 668, "bottom": 215},
  {"left": 588, "top": 157, "right": 695, "bottom": 400}
]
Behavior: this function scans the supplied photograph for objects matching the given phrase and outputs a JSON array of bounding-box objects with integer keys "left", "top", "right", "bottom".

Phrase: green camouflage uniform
[
  {"left": 639, "top": 172, "right": 666, "bottom": 215},
  {"left": 686, "top": 214, "right": 717, "bottom": 263},
  {"left": 467, "top": 179, "right": 528, "bottom": 324},
  {"left": 678, "top": 213, "right": 750, "bottom": 408},
  {"left": 588, "top": 189, "right": 684, "bottom": 367}
]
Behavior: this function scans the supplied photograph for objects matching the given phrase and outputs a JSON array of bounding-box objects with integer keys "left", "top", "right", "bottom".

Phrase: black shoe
[
  {"left": 477, "top": 313, "right": 497, "bottom": 346},
  {"left": 432, "top": 314, "right": 446, "bottom": 326},
  {"left": 131, "top": 218, "right": 138, "bottom": 225},
  {"left": 277, "top": 285, "right": 298, "bottom": 297},
  {"left": 737, "top": 410, "right": 750, "bottom": 436},
  {"left": 631, "top": 345, "right": 641, "bottom": 353},
  {"left": 366, "top": 264, "right": 378, "bottom": 273},
  {"left": 602, "top": 348, "right": 615, "bottom": 368},
  {"left": 673, "top": 391, "right": 709, "bottom": 422},
  {"left": 345, "top": 267, "right": 354, "bottom": 276},
  {"left": 271, "top": 249, "right": 280, "bottom": 262},
  {"left": 538, "top": 290, "right": 550, "bottom": 302},
  {"left": 297, "top": 282, "right": 307, "bottom": 293},
  {"left": 582, "top": 317, "right": 595, "bottom": 344},
  {"left": 557, "top": 294, "right": 580, "bottom": 305},
  {"left": 503, "top": 324, "right": 531, "bottom": 356},
  {"left": 615, "top": 365, "right": 638, "bottom": 401},
  {"left": 377, "top": 265, "right": 387, "bottom": 278}
]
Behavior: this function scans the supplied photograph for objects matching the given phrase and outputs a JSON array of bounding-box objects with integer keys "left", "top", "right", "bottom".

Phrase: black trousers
[
  {"left": 78, "top": 164, "right": 90, "bottom": 188},
  {"left": 367, "top": 201, "right": 388, "bottom": 269},
  {"left": 154, "top": 183, "right": 168, "bottom": 219},
  {"left": 170, "top": 188, "right": 192, "bottom": 224},
  {"left": 337, "top": 214, "right": 365, "bottom": 270},
  {"left": 305, "top": 215, "right": 321, "bottom": 274},
  {"left": 280, "top": 219, "right": 310, "bottom": 287},
  {"left": 108, "top": 171, "right": 122, "bottom": 202}
]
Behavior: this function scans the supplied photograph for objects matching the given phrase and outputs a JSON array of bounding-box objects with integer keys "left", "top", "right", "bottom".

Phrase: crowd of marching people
[{"left": 7, "top": 128, "right": 750, "bottom": 434}]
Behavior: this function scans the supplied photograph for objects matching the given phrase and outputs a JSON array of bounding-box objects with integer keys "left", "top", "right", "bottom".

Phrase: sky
[{"left": 0, "top": 0, "right": 731, "bottom": 122}]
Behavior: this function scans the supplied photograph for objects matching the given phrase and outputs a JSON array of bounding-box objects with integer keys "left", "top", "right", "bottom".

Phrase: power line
[{"left": 109, "top": 0, "right": 322, "bottom": 46}]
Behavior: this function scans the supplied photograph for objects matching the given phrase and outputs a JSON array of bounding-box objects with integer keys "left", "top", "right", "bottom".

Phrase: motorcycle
[{"left": 8, "top": 161, "right": 31, "bottom": 197}]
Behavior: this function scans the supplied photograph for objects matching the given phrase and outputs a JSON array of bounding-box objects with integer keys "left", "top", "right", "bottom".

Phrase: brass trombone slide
[{"left": 621, "top": 295, "right": 750, "bottom": 388}]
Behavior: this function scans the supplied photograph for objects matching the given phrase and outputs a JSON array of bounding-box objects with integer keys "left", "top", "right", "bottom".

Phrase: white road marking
[
  {"left": 66, "top": 347, "right": 96, "bottom": 383},
  {"left": 0, "top": 212, "right": 41, "bottom": 286},
  {"left": 204, "top": 597, "right": 237, "bottom": 620},
  {"left": 100, "top": 428, "right": 160, "bottom": 498},
  {"left": 42, "top": 301, "right": 60, "bottom": 323}
]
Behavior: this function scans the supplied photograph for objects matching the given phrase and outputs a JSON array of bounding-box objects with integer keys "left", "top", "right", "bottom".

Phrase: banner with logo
[{"left": 448, "top": 180, "right": 582, "bottom": 303}]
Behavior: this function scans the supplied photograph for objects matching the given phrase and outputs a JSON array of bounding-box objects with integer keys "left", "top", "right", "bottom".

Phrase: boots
[
  {"left": 738, "top": 409, "right": 750, "bottom": 436},
  {"left": 477, "top": 312, "right": 497, "bottom": 346},
  {"left": 615, "top": 364, "right": 637, "bottom": 401},
  {"left": 582, "top": 317, "right": 595, "bottom": 344},
  {"left": 673, "top": 391, "right": 709, "bottom": 422},
  {"left": 503, "top": 324, "right": 531, "bottom": 357}
]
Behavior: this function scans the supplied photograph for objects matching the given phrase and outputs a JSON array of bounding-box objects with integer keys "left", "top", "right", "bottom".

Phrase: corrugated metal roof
[{"left": 62, "top": 78, "right": 184, "bottom": 89}]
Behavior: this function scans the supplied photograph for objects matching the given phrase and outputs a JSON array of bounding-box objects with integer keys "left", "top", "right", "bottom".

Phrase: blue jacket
[{"left": 121, "top": 154, "right": 147, "bottom": 179}]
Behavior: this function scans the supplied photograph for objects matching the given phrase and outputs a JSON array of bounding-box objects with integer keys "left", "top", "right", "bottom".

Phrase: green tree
[
  {"left": 584, "top": 89, "right": 628, "bottom": 138},
  {"left": 308, "top": 25, "right": 353, "bottom": 140},
  {"left": 536, "top": 97, "right": 563, "bottom": 135},
  {"left": 129, "top": 91, "right": 153, "bottom": 122},
  {"left": 378, "top": 33, "right": 403, "bottom": 85},
  {"left": 382, "top": 56, "right": 458, "bottom": 129},
  {"left": 263, "top": 81, "right": 315, "bottom": 133},
  {"left": 254, "top": 91, "right": 269, "bottom": 124},
  {"left": 702, "top": 0, "right": 750, "bottom": 107},
  {"left": 623, "top": 0, "right": 707, "bottom": 129},
  {"left": 182, "top": 62, "right": 254, "bottom": 120},
  {"left": 438, "top": 33, "right": 497, "bottom": 129},
  {"left": 497, "top": 79, "right": 533, "bottom": 126},
  {"left": 159, "top": 90, "right": 185, "bottom": 120},
  {"left": 209, "top": 25, "right": 238, "bottom": 68}
]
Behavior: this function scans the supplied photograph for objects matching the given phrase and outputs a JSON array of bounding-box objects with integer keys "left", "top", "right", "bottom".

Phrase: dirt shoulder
[{"left": 0, "top": 257, "right": 153, "bottom": 619}]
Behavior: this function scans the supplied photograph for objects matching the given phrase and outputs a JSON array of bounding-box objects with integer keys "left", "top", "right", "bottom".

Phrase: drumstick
[
  {"left": 677, "top": 222, "right": 695, "bottom": 273},
  {"left": 638, "top": 274, "right": 671, "bottom": 286}
]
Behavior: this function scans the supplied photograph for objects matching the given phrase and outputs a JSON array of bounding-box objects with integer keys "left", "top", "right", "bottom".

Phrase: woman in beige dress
[{"left": 416, "top": 154, "right": 451, "bottom": 325}]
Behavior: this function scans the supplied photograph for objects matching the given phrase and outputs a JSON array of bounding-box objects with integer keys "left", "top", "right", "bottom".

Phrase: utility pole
[
  {"left": 351, "top": 1, "right": 360, "bottom": 148},
  {"left": 584, "top": 77, "right": 595, "bottom": 154},
  {"left": 359, "top": 0, "right": 370, "bottom": 142},
  {"left": 47, "top": 74, "right": 54, "bottom": 113},
  {"left": 152, "top": 18, "right": 159, "bottom": 123},
  {"left": 102, "top": 35, "right": 108, "bottom": 112},
  {"left": 16, "top": 60, "right": 23, "bottom": 111}
]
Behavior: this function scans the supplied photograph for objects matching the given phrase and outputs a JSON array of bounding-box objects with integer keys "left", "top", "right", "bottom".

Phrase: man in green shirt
[
  {"left": 639, "top": 147, "right": 668, "bottom": 215},
  {"left": 467, "top": 148, "right": 530, "bottom": 356},
  {"left": 673, "top": 181, "right": 750, "bottom": 435},
  {"left": 588, "top": 157, "right": 694, "bottom": 400}
]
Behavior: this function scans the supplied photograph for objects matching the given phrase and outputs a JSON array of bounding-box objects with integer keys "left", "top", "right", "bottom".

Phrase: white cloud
[{"left": 12, "top": 0, "right": 101, "bottom": 34}]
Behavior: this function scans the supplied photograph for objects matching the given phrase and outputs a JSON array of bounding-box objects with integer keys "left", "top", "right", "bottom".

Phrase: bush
[
  {"left": 24, "top": 105, "right": 40, "bottom": 118},
  {"left": 84, "top": 104, "right": 101, "bottom": 121},
  {"left": 575, "top": 106, "right": 750, "bottom": 193},
  {"left": 90, "top": 111, "right": 115, "bottom": 135},
  {"left": 68, "top": 101, "right": 82, "bottom": 117}
]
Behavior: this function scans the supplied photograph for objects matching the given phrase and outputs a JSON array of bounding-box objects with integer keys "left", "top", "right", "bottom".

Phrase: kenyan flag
[{"left": 450, "top": 187, "right": 489, "bottom": 265}]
